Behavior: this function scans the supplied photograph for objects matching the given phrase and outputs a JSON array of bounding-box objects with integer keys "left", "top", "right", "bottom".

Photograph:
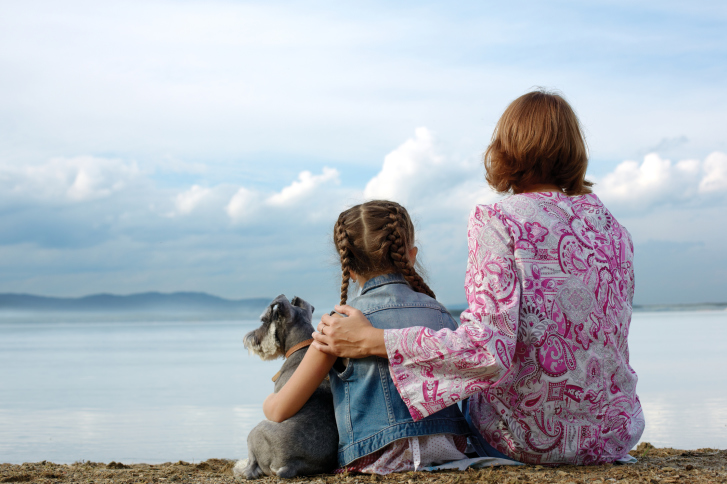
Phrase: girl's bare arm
[{"left": 262, "top": 345, "right": 337, "bottom": 422}]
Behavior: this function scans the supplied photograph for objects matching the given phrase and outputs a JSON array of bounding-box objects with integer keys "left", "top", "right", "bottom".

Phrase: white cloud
[
  {"left": 365, "top": 127, "right": 443, "bottom": 202},
  {"left": 596, "top": 151, "right": 727, "bottom": 210},
  {"left": 699, "top": 152, "right": 727, "bottom": 193},
  {"left": 364, "top": 127, "right": 498, "bottom": 219},
  {"left": 267, "top": 167, "right": 339, "bottom": 207},
  {"left": 174, "top": 185, "right": 211, "bottom": 215},
  {"left": 225, "top": 167, "right": 344, "bottom": 223},
  {"left": 226, "top": 187, "right": 261, "bottom": 223},
  {"left": 1, "top": 156, "right": 140, "bottom": 203},
  {"left": 0, "top": 136, "right": 724, "bottom": 309}
]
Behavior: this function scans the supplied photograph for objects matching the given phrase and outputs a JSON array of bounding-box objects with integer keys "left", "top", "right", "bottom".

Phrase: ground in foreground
[{"left": 1, "top": 445, "right": 725, "bottom": 484}]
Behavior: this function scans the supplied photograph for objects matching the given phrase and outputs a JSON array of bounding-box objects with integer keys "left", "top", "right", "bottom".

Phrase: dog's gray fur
[{"left": 234, "top": 295, "right": 338, "bottom": 479}]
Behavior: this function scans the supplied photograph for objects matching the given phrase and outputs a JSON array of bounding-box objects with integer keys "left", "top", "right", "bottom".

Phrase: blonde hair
[{"left": 334, "top": 200, "right": 435, "bottom": 305}]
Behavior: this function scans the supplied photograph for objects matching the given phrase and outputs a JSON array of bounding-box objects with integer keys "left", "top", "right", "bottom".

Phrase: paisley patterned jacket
[{"left": 384, "top": 192, "right": 645, "bottom": 465}]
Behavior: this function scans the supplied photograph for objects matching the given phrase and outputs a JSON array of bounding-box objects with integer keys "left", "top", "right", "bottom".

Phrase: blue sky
[{"left": 0, "top": 0, "right": 725, "bottom": 309}]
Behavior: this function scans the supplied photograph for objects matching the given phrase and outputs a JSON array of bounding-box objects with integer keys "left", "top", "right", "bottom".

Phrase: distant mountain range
[
  {"left": 2, "top": 293, "right": 724, "bottom": 320},
  {"left": 0, "top": 292, "right": 271, "bottom": 317}
]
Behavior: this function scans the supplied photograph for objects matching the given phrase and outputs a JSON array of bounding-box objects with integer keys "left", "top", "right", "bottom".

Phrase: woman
[{"left": 313, "top": 90, "right": 645, "bottom": 465}]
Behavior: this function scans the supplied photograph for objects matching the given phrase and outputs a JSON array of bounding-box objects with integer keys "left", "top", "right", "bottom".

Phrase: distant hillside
[
  {"left": 3, "top": 294, "right": 723, "bottom": 320},
  {"left": 0, "top": 292, "right": 271, "bottom": 317}
]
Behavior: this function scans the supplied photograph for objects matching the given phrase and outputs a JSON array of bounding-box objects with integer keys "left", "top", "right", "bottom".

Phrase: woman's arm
[
  {"left": 384, "top": 205, "right": 520, "bottom": 419},
  {"left": 263, "top": 345, "right": 337, "bottom": 422}
]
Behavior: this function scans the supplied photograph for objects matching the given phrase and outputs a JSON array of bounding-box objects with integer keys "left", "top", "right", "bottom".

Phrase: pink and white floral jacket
[{"left": 384, "top": 192, "right": 644, "bottom": 465}]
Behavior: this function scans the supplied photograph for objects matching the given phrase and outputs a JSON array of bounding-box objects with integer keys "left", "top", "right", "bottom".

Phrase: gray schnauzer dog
[{"left": 233, "top": 295, "right": 338, "bottom": 479}]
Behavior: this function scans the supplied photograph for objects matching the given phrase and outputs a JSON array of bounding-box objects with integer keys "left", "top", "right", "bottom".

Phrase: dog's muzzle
[{"left": 243, "top": 330, "right": 260, "bottom": 351}]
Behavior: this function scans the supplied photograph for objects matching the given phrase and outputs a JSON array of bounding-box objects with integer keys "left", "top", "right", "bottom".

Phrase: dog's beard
[{"left": 245, "top": 321, "right": 284, "bottom": 361}]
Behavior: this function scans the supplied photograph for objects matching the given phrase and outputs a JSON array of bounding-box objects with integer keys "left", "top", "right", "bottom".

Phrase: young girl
[{"left": 262, "top": 200, "right": 470, "bottom": 474}]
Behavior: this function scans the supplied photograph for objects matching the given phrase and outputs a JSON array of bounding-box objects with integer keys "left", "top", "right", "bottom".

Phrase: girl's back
[{"left": 330, "top": 272, "right": 469, "bottom": 467}]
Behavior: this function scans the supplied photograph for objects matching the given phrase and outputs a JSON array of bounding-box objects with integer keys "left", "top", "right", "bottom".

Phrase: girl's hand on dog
[
  {"left": 312, "top": 305, "right": 387, "bottom": 359},
  {"left": 263, "top": 345, "right": 337, "bottom": 423},
  {"left": 262, "top": 392, "right": 277, "bottom": 420}
]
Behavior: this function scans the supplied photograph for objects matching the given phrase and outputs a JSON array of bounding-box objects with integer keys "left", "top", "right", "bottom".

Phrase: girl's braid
[
  {"left": 385, "top": 207, "right": 436, "bottom": 300},
  {"left": 335, "top": 214, "right": 354, "bottom": 305}
]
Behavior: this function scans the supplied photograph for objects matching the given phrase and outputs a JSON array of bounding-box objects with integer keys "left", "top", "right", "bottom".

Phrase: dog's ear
[
  {"left": 270, "top": 295, "right": 292, "bottom": 323},
  {"left": 271, "top": 303, "right": 284, "bottom": 322},
  {"left": 291, "top": 296, "right": 314, "bottom": 318}
]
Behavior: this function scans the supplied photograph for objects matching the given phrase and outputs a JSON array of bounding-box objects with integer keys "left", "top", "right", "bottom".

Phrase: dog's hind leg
[
  {"left": 239, "top": 421, "right": 280, "bottom": 479},
  {"left": 272, "top": 466, "right": 294, "bottom": 478},
  {"left": 235, "top": 431, "right": 267, "bottom": 481},
  {"left": 271, "top": 463, "right": 301, "bottom": 479},
  {"left": 233, "top": 457, "right": 264, "bottom": 480}
]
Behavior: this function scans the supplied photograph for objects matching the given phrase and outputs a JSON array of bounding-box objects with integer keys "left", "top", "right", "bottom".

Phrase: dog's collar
[
  {"left": 271, "top": 339, "right": 314, "bottom": 382},
  {"left": 285, "top": 338, "right": 314, "bottom": 359}
]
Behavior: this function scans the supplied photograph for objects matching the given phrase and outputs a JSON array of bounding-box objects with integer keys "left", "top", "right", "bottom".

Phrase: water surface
[{"left": 0, "top": 310, "right": 725, "bottom": 463}]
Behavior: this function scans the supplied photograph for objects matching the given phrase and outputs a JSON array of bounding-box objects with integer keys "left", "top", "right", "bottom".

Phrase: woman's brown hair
[
  {"left": 484, "top": 89, "right": 593, "bottom": 195},
  {"left": 334, "top": 200, "right": 435, "bottom": 305}
]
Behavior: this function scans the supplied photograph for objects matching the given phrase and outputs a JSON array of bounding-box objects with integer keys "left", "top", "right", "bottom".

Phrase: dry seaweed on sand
[{"left": 1, "top": 446, "right": 726, "bottom": 484}]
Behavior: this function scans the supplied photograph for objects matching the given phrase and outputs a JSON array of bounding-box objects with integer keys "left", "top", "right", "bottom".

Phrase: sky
[{"left": 0, "top": 0, "right": 725, "bottom": 310}]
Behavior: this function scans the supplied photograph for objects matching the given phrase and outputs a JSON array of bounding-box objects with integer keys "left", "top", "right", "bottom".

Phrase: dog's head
[{"left": 243, "top": 295, "right": 315, "bottom": 361}]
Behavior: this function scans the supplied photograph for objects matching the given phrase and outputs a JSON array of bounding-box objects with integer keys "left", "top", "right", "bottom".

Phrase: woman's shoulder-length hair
[{"left": 484, "top": 89, "right": 593, "bottom": 196}]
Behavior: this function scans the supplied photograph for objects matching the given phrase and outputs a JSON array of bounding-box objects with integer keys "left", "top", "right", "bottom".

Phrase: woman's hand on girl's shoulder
[{"left": 312, "top": 305, "right": 388, "bottom": 359}]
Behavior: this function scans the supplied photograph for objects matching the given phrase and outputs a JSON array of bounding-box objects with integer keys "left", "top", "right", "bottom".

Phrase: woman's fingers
[
  {"left": 310, "top": 306, "right": 382, "bottom": 358},
  {"left": 311, "top": 330, "right": 339, "bottom": 356},
  {"left": 318, "top": 310, "right": 348, "bottom": 336},
  {"left": 311, "top": 336, "right": 335, "bottom": 355},
  {"left": 316, "top": 312, "right": 338, "bottom": 336},
  {"left": 333, "top": 304, "right": 362, "bottom": 318}
]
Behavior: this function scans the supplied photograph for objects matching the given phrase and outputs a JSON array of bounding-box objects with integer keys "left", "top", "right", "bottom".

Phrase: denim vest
[{"left": 330, "top": 273, "right": 470, "bottom": 466}]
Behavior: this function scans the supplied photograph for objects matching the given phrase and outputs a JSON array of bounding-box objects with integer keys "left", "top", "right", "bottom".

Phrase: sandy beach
[{"left": 2, "top": 444, "right": 725, "bottom": 484}]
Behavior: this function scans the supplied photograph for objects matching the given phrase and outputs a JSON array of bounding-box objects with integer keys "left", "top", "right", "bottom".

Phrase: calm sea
[{"left": 1, "top": 310, "right": 725, "bottom": 464}]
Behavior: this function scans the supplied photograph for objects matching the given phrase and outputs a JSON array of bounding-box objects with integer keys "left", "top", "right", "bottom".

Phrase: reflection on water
[
  {"left": 0, "top": 317, "right": 281, "bottom": 464},
  {"left": 639, "top": 398, "right": 727, "bottom": 450},
  {"left": 0, "top": 405, "right": 260, "bottom": 464},
  {"left": 628, "top": 310, "right": 727, "bottom": 450},
  {"left": 0, "top": 310, "right": 725, "bottom": 464}
]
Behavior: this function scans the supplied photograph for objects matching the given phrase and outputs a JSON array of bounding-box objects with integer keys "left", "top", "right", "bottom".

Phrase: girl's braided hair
[{"left": 334, "top": 200, "right": 435, "bottom": 305}]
